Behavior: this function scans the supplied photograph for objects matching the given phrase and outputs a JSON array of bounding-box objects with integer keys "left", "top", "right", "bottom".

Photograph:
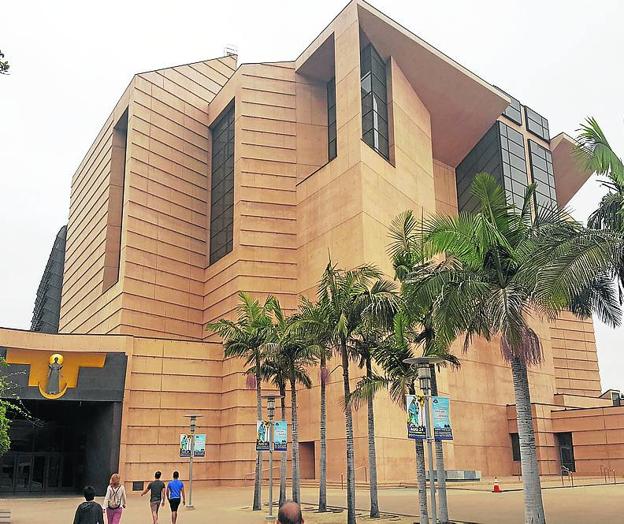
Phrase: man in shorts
[
  {"left": 166, "top": 471, "right": 186, "bottom": 523},
  {"left": 141, "top": 471, "right": 166, "bottom": 524}
]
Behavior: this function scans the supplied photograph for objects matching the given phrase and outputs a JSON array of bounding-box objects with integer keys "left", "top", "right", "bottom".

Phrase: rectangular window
[
  {"left": 502, "top": 94, "right": 522, "bottom": 126},
  {"left": 510, "top": 433, "right": 521, "bottom": 462},
  {"left": 209, "top": 104, "right": 235, "bottom": 265},
  {"left": 525, "top": 106, "right": 550, "bottom": 141},
  {"left": 528, "top": 139, "right": 557, "bottom": 210},
  {"left": 499, "top": 121, "right": 529, "bottom": 211},
  {"left": 556, "top": 432, "right": 575, "bottom": 472},
  {"left": 102, "top": 108, "right": 128, "bottom": 292},
  {"left": 327, "top": 77, "right": 337, "bottom": 161},
  {"left": 360, "top": 44, "right": 389, "bottom": 160}
]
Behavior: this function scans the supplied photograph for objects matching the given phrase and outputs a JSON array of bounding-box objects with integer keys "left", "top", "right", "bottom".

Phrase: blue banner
[
  {"left": 273, "top": 420, "right": 288, "bottom": 452},
  {"left": 432, "top": 396, "right": 453, "bottom": 441}
]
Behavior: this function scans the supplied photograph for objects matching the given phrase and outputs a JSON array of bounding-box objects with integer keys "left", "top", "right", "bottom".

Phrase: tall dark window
[
  {"left": 525, "top": 106, "right": 550, "bottom": 141},
  {"left": 360, "top": 44, "right": 389, "bottom": 159},
  {"left": 528, "top": 140, "right": 557, "bottom": 210},
  {"left": 209, "top": 104, "right": 235, "bottom": 265},
  {"left": 499, "top": 121, "right": 529, "bottom": 211},
  {"left": 327, "top": 77, "right": 337, "bottom": 161},
  {"left": 510, "top": 433, "right": 521, "bottom": 462}
]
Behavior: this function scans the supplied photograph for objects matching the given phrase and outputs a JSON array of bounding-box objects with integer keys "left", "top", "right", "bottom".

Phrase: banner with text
[
  {"left": 256, "top": 420, "right": 270, "bottom": 451},
  {"left": 432, "top": 396, "right": 453, "bottom": 441},
  {"left": 406, "top": 394, "right": 426, "bottom": 440},
  {"left": 273, "top": 420, "right": 288, "bottom": 452}
]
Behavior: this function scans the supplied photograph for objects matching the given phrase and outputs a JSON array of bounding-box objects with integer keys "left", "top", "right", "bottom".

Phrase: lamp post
[
  {"left": 184, "top": 414, "right": 202, "bottom": 510},
  {"left": 405, "top": 356, "right": 444, "bottom": 524},
  {"left": 262, "top": 393, "right": 282, "bottom": 521}
]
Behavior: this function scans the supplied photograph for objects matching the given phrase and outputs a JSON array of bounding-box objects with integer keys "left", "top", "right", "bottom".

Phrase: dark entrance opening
[
  {"left": 0, "top": 400, "right": 122, "bottom": 495},
  {"left": 556, "top": 432, "right": 575, "bottom": 473}
]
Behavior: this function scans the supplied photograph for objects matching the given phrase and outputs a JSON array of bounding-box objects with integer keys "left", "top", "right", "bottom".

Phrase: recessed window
[
  {"left": 209, "top": 104, "right": 235, "bottom": 265},
  {"left": 102, "top": 108, "right": 128, "bottom": 292},
  {"left": 360, "top": 44, "right": 389, "bottom": 160},
  {"left": 327, "top": 77, "right": 337, "bottom": 161},
  {"left": 525, "top": 106, "right": 550, "bottom": 141},
  {"left": 510, "top": 433, "right": 520, "bottom": 462},
  {"left": 528, "top": 139, "right": 557, "bottom": 210}
]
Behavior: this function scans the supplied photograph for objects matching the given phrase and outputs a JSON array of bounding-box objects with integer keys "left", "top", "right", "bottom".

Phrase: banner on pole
[
  {"left": 406, "top": 394, "right": 426, "bottom": 440},
  {"left": 432, "top": 396, "right": 453, "bottom": 441},
  {"left": 273, "top": 420, "right": 288, "bottom": 452},
  {"left": 179, "top": 434, "right": 206, "bottom": 457},
  {"left": 256, "top": 420, "right": 270, "bottom": 451}
]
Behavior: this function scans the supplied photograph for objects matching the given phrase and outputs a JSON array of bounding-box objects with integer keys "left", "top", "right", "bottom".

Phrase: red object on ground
[{"left": 492, "top": 477, "right": 502, "bottom": 493}]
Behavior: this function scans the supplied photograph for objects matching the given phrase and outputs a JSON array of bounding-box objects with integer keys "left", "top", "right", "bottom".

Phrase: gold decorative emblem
[{"left": 5, "top": 349, "right": 106, "bottom": 400}]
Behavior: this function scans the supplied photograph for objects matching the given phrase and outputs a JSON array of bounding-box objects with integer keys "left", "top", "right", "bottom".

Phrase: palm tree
[
  {"left": 418, "top": 173, "right": 622, "bottom": 524},
  {"left": 387, "top": 210, "right": 458, "bottom": 524},
  {"left": 576, "top": 117, "right": 624, "bottom": 231},
  {"left": 316, "top": 262, "right": 398, "bottom": 524},
  {"left": 265, "top": 299, "right": 314, "bottom": 503},
  {"left": 351, "top": 326, "right": 385, "bottom": 518},
  {"left": 257, "top": 356, "right": 289, "bottom": 506},
  {"left": 206, "top": 292, "right": 276, "bottom": 511},
  {"left": 295, "top": 297, "right": 332, "bottom": 512}
]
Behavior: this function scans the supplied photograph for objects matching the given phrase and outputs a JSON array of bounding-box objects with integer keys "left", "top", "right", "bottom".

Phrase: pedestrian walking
[
  {"left": 166, "top": 471, "right": 186, "bottom": 524},
  {"left": 73, "top": 486, "right": 104, "bottom": 524},
  {"left": 103, "top": 473, "right": 126, "bottom": 524},
  {"left": 141, "top": 471, "right": 166, "bottom": 524}
]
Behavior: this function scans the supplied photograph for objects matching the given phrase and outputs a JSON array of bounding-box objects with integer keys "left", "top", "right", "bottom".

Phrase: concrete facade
[{"left": 1, "top": 0, "right": 621, "bottom": 493}]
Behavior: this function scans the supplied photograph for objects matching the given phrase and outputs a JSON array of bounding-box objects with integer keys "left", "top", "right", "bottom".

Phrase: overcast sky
[{"left": 1, "top": 0, "right": 623, "bottom": 389}]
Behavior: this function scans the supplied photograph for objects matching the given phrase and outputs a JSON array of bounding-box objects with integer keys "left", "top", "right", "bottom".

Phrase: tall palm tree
[
  {"left": 576, "top": 117, "right": 624, "bottom": 231},
  {"left": 265, "top": 299, "right": 314, "bottom": 504},
  {"left": 347, "top": 309, "right": 455, "bottom": 523},
  {"left": 206, "top": 292, "right": 276, "bottom": 511},
  {"left": 387, "top": 210, "right": 458, "bottom": 524},
  {"left": 316, "top": 262, "right": 398, "bottom": 524},
  {"left": 418, "top": 173, "right": 622, "bottom": 524},
  {"left": 257, "top": 356, "right": 289, "bottom": 506},
  {"left": 295, "top": 297, "right": 332, "bottom": 512},
  {"left": 351, "top": 326, "right": 385, "bottom": 518}
]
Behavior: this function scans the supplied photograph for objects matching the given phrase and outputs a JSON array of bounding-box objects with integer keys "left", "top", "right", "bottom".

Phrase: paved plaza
[{"left": 4, "top": 483, "right": 624, "bottom": 523}]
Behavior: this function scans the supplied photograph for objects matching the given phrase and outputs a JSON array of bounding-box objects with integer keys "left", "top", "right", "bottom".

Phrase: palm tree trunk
[
  {"left": 279, "top": 384, "right": 287, "bottom": 507},
  {"left": 253, "top": 356, "right": 263, "bottom": 511},
  {"left": 511, "top": 356, "right": 546, "bottom": 524},
  {"left": 365, "top": 356, "right": 380, "bottom": 518},
  {"left": 290, "top": 378, "right": 301, "bottom": 503},
  {"left": 341, "top": 342, "right": 356, "bottom": 524},
  {"left": 415, "top": 439, "right": 429, "bottom": 524},
  {"left": 318, "top": 354, "right": 328, "bottom": 512},
  {"left": 431, "top": 366, "right": 449, "bottom": 523}
]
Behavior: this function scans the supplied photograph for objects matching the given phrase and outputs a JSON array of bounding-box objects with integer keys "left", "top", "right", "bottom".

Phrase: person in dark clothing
[
  {"left": 73, "top": 486, "right": 104, "bottom": 524},
  {"left": 141, "top": 471, "right": 166, "bottom": 524}
]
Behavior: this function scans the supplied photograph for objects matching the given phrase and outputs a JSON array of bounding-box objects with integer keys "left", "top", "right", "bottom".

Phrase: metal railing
[
  {"left": 560, "top": 465, "right": 574, "bottom": 487},
  {"left": 243, "top": 463, "right": 284, "bottom": 484},
  {"left": 340, "top": 466, "right": 368, "bottom": 490},
  {"left": 600, "top": 465, "right": 617, "bottom": 484}
]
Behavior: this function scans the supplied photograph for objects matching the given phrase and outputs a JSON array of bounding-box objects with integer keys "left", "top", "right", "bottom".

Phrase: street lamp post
[
  {"left": 184, "top": 414, "right": 202, "bottom": 510},
  {"left": 262, "top": 393, "right": 282, "bottom": 522},
  {"left": 405, "top": 356, "right": 444, "bottom": 524}
]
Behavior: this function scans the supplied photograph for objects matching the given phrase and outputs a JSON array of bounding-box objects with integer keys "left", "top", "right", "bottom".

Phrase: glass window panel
[
  {"left": 361, "top": 43, "right": 390, "bottom": 160},
  {"left": 210, "top": 104, "right": 235, "bottom": 264}
]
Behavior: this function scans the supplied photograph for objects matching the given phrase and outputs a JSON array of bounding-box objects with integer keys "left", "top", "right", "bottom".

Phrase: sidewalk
[{"left": 5, "top": 483, "right": 624, "bottom": 523}]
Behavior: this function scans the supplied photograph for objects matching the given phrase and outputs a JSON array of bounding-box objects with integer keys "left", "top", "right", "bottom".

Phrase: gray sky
[{"left": 1, "top": 0, "right": 623, "bottom": 389}]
